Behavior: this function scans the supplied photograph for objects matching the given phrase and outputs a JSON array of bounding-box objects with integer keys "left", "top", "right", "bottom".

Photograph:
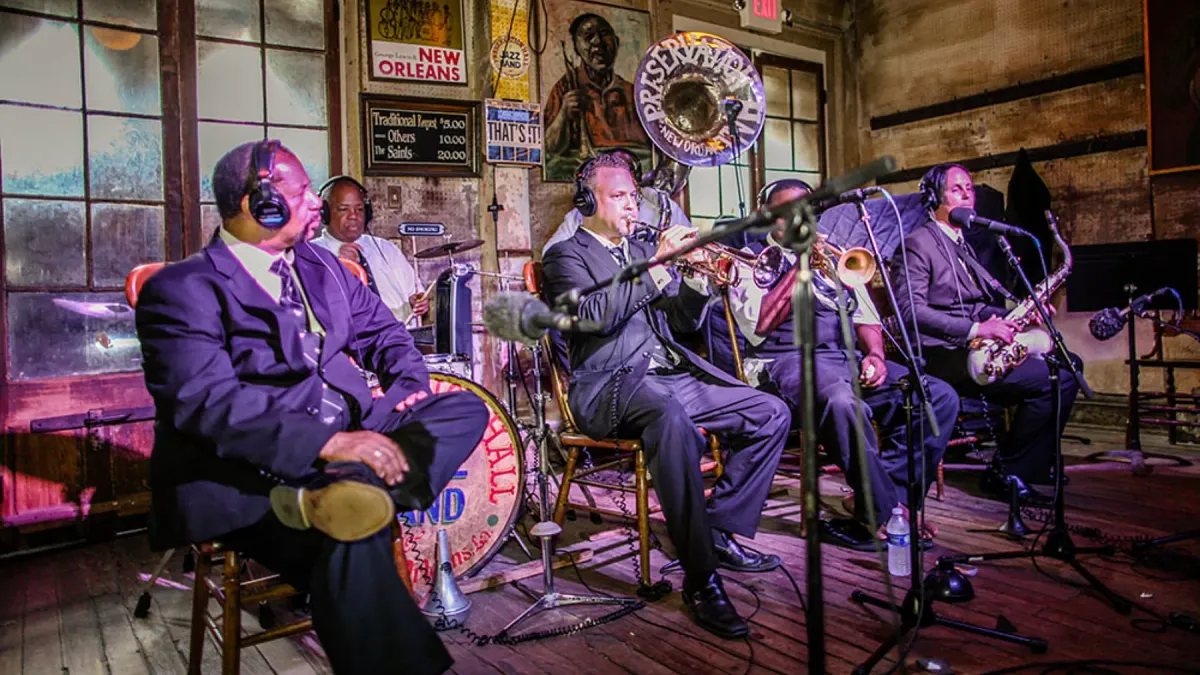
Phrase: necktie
[
  {"left": 357, "top": 249, "right": 382, "bottom": 296},
  {"left": 269, "top": 258, "right": 307, "bottom": 326},
  {"left": 955, "top": 238, "right": 1016, "bottom": 303},
  {"left": 609, "top": 245, "right": 627, "bottom": 267}
]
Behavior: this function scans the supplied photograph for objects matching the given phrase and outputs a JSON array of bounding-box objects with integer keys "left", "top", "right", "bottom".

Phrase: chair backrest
[
  {"left": 338, "top": 257, "right": 369, "bottom": 286},
  {"left": 125, "top": 262, "right": 166, "bottom": 308},
  {"left": 523, "top": 260, "right": 581, "bottom": 433}
]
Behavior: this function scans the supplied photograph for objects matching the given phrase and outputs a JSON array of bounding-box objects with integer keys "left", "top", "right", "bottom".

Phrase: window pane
[
  {"left": 718, "top": 164, "right": 751, "bottom": 217},
  {"left": 87, "top": 115, "right": 163, "bottom": 201},
  {"left": 266, "top": 0, "right": 323, "bottom": 49},
  {"left": 200, "top": 204, "right": 222, "bottom": 242},
  {"left": 762, "top": 65, "right": 789, "bottom": 118},
  {"left": 197, "top": 40, "right": 264, "bottom": 122},
  {"left": 763, "top": 118, "right": 791, "bottom": 170},
  {"left": 791, "top": 69, "right": 820, "bottom": 121},
  {"left": 196, "top": 0, "right": 260, "bottom": 41},
  {"left": 91, "top": 203, "right": 163, "bottom": 286},
  {"left": 198, "top": 122, "right": 263, "bottom": 201},
  {"left": 765, "top": 169, "right": 822, "bottom": 192},
  {"left": 85, "top": 29, "right": 161, "bottom": 115},
  {"left": 84, "top": 0, "right": 156, "bottom": 29},
  {"left": 0, "top": 105, "right": 84, "bottom": 197},
  {"left": 4, "top": 198, "right": 86, "bottom": 287},
  {"left": 0, "top": 15, "right": 81, "bottom": 108},
  {"left": 7, "top": 291, "right": 140, "bottom": 381},
  {"left": 687, "top": 166, "right": 720, "bottom": 218},
  {"left": 0, "top": 0, "right": 75, "bottom": 18},
  {"left": 266, "top": 49, "right": 326, "bottom": 126},
  {"left": 793, "top": 122, "right": 820, "bottom": 171},
  {"left": 270, "top": 126, "right": 329, "bottom": 188}
]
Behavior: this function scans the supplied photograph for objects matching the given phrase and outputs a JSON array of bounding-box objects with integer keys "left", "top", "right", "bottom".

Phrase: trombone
[{"left": 814, "top": 234, "right": 876, "bottom": 288}]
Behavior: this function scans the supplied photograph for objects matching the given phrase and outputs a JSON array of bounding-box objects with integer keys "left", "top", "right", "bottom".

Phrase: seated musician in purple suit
[
  {"left": 727, "top": 179, "right": 959, "bottom": 550},
  {"left": 541, "top": 153, "right": 789, "bottom": 640},
  {"left": 134, "top": 140, "right": 488, "bottom": 675}
]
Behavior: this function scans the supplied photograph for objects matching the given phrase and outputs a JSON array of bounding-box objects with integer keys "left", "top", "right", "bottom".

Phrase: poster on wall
[
  {"left": 1145, "top": 0, "right": 1200, "bottom": 174},
  {"left": 485, "top": 99, "right": 542, "bottom": 165},
  {"left": 489, "top": 0, "right": 532, "bottom": 101},
  {"left": 367, "top": 0, "right": 468, "bottom": 85},
  {"left": 538, "top": 1, "right": 652, "bottom": 181}
]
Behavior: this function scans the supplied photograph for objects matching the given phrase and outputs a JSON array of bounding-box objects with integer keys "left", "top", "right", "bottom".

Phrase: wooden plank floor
[{"left": 3, "top": 427, "right": 1199, "bottom": 674}]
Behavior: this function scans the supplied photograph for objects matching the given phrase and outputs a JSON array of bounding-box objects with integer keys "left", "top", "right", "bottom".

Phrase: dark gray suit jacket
[
  {"left": 542, "top": 230, "right": 740, "bottom": 438},
  {"left": 891, "top": 221, "right": 1007, "bottom": 350}
]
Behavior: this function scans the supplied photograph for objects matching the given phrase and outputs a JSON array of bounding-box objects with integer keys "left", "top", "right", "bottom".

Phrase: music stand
[{"left": 1067, "top": 240, "right": 1198, "bottom": 471}]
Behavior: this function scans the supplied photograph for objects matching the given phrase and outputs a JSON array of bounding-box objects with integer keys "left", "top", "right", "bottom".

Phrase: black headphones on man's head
[
  {"left": 318, "top": 175, "right": 374, "bottom": 227},
  {"left": 757, "top": 177, "right": 814, "bottom": 208},
  {"left": 572, "top": 149, "right": 644, "bottom": 218},
  {"left": 247, "top": 139, "right": 289, "bottom": 229}
]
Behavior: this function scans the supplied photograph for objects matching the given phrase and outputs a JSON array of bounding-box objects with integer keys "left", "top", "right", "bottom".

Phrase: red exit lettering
[{"left": 753, "top": 0, "right": 776, "bottom": 19}]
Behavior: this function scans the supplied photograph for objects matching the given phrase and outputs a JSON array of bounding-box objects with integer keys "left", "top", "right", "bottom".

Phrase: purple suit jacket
[{"left": 135, "top": 237, "right": 429, "bottom": 548}]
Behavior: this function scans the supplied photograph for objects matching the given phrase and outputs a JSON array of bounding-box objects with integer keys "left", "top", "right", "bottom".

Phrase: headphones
[
  {"left": 318, "top": 175, "right": 374, "bottom": 227},
  {"left": 247, "top": 139, "right": 290, "bottom": 229},
  {"left": 757, "top": 178, "right": 814, "bottom": 208},
  {"left": 572, "top": 149, "right": 644, "bottom": 218}
]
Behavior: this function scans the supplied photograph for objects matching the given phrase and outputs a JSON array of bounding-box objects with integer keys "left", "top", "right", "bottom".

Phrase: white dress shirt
[{"left": 309, "top": 231, "right": 421, "bottom": 324}]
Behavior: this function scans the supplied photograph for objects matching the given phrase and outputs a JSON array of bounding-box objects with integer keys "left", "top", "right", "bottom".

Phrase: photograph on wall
[
  {"left": 367, "top": 0, "right": 468, "bottom": 84},
  {"left": 538, "top": 1, "right": 652, "bottom": 181},
  {"left": 1145, "top": 0, "right": 1200, "bottom": 174}
]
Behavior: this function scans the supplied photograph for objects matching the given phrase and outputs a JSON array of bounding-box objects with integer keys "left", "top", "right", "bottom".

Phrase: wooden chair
[
  {"left": 126, "top": 260, "right": 413, "bottom": 675},
  {"left": 523, "top": 261, "right": 723, "bottom": 588}
]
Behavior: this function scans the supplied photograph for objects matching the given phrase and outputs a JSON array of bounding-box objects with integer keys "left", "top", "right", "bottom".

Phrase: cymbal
[{"left": 413, "top": 239, "right": 485, "bottom": 259}]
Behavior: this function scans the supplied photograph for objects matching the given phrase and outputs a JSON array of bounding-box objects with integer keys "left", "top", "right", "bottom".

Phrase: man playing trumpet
[
  {"left": 728, "top": 179, "right": 959, "bottom": 550},
  {"left": 542, "top": 153, "right": 789, "bottom": 639}
]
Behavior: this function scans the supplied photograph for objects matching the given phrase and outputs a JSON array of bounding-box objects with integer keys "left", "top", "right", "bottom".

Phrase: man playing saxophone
[
  {"left": 728, "top": 179, "right": 959, "bottom": 551},
  {"left": 891, "top": 164, "right": 1082, "bottom": 506}
]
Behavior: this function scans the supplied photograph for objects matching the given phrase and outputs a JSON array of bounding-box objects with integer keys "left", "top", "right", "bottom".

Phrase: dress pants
[
  {"left": 762, "top": 351, "right": 959, "bottom": 525},
  {"left": 926, "top": 348, "right": 1082, "bottom": 484},
  {"left": 615, "top": 367, "right": 789, "bottom": 579},
  {"left": 223, "top": 390, "right": 488, "bottom": 675}
]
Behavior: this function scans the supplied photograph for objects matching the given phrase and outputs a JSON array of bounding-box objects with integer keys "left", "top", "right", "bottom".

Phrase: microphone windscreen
[
  {"left": 1088, "top": 307, "right": 1125, "bottom": 341},
  {"left": 483, "top": 291, "right": 538, "bottom": 345},
  {"left": 948, "top": 207, "right": 975, "bottom": 229}
]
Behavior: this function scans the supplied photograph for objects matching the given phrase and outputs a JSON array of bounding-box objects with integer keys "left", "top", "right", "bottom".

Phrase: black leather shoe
[
  {"left": 980, "top": 469, "right": 1052, "bottom": 507},
  {"left": 819, "top": 518, "right": 878, "bottom": 552},
  {"left": 682, "top": 572, "right": 749, "bottom": 639},
  {"left": 270, "top": 477, "right": 394, "bottom": 542},
  {"left": 713, "top": 529, "right": 781, "bottom": 572}
]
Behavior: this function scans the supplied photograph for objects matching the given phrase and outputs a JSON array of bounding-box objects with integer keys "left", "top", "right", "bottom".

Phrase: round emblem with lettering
[
  {"left": 489, "top": 36, "right": 531, "bottom": 79},
  {"left": 399, "top": 373, "right": 525, "bottom": 595}
]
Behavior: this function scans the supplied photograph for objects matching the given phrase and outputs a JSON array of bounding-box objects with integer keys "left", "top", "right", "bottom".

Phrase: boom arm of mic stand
[
  {"left": 995, "top": 236, "right": 1093, "bottom": 399},
  {"left": 853, "top": 200, "right": 941, "bottom": 438}
]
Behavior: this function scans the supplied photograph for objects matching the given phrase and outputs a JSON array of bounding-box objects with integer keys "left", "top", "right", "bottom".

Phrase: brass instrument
[
  {"left": 634, "top": 221, "right": 785, "bottom": 288},
  {"left": 813, "top": 234, "right": 877, "bottom": 288}
]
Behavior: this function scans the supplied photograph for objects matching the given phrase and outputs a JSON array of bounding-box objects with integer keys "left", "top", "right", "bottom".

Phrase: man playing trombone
[
  {"left": 541, "top": 153, "right": 789, "bottom": 639},
  {"left": 728, "top": 179, "right": 959, "bottom": 550}
]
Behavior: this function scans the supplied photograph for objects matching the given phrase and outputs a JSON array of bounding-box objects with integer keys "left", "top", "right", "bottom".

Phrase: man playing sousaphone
[{"left": 542, "top": 153, "right": 789, "bottom": 639}]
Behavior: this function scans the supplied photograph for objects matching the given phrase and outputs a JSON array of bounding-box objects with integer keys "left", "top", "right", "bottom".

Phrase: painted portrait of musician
[{"left": 539, "top": 2, "right": 652, "bottom": 181}]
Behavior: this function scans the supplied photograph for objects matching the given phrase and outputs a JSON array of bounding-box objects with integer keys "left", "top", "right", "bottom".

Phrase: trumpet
[
  {"left": 814, "top": 234, "right": 876, "bottom": 288},
  {"left": 633, "top": 221, "right": 786, "bottom": 288}
]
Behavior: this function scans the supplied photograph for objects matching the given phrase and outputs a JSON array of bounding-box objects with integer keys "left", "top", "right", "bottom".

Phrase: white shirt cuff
[
  {"left": 682, "top": 274, "right": 710, "bottom": 296},
  {"left": 648, "top": 265, "right": 674, "bottom": 291},
  {"left": 968, "top": 322, "right": 979, "bottom": 339}
]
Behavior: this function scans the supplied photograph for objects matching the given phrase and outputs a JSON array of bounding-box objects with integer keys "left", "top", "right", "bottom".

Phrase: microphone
[
  {"left": 1088, "top": 288, "right": 1175, "bottom": 341},
  {"left": 948, "top": 207, "right": 1032, "bottom": 238},
  {"left": 812, "top": 186, "right": 884, "bottom": 212},
  {"left": 483, "top": 291, "right": 600, "bottom": 345}
]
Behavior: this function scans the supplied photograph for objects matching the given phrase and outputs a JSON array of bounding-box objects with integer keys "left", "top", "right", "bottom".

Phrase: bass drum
[{"left": 400, "top": 372, "right": 525, "bottom": 595}]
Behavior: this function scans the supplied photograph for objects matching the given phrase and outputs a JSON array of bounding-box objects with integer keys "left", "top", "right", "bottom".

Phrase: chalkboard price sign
[{"left": 362, "top": 95, "right": 479, "bottom": 177}]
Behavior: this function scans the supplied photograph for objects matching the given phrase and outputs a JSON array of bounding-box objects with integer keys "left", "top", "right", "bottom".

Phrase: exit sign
[{"left": 740, "top": 0, "right": 783, "bottom": 34}]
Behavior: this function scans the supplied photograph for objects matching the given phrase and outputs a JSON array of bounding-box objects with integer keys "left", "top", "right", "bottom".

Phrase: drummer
[{"left": 311, "top": 176, "right": 430, "bottom": 324}]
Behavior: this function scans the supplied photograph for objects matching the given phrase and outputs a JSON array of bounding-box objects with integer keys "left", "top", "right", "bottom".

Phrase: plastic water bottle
[{"left": 887, "top": 506, "right": 911, "bottom": 577}]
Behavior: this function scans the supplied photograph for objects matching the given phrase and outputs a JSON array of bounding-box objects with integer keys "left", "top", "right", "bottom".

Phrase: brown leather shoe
[{"left": 270, "top": 481, "right": 395, "bottom": 542}]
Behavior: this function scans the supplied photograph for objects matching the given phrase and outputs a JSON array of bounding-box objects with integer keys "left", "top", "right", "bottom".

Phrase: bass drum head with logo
[{"left": 399, "top": 372, "right": 525, "bottom": 595}]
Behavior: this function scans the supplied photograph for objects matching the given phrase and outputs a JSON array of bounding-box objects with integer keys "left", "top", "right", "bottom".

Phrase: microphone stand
[
  {"left": 941, "top": 234, "right": 1133, "bottom": 616},
  {"left": 847, "top": 200, "right": 1047, "bottom": 674}
]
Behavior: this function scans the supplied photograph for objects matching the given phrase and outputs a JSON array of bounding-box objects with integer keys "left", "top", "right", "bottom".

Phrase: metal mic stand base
[{"left": 850, "top": 562, "right": 1048, "bottom": 675}]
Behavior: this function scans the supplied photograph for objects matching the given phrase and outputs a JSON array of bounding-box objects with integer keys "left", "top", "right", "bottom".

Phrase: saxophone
[{"left": 966, "top": 211, "right": 1071, "bottom": 386}]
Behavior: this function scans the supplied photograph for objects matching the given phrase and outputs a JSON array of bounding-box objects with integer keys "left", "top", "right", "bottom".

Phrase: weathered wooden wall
[{"left": 849, "top": 0, "right": 1200, "bottom": 397}]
